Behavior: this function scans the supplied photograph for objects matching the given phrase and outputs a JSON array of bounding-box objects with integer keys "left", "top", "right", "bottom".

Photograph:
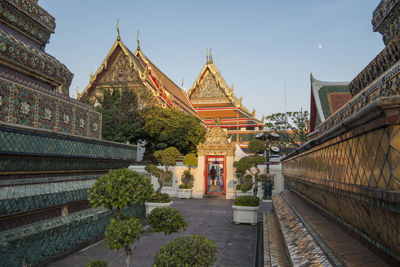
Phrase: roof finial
[
  {"left": 89, "top": 68, "right": 93, "bottom": 81},
  {"left": 206, "top": 48, "right": 209, "bottom": 64},
  {"left": 137, "top": 30, "right": 140, "bottom": 50},
  {"left": 76, "top": 87, "right": 80, "bottom": 98},
  {"left": 210, "top": 48, "right": 213, "bottom": 63},
  {"left": 117, "top": 19, "right": 120, "bottom": 41}
]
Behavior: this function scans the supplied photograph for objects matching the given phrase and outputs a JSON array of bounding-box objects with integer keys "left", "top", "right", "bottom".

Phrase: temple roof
[
  {"left": 188, "top": 54, "right": 261, "bottom": 123},
  {"left": 310, "top": 73, "right": 351, "bottom": 131},
  {"left": 80, "top": 35, "right": 197, "bottom": 117}
]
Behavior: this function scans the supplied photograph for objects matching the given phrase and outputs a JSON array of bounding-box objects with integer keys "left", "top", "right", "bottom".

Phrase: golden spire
[
  {"left": 210, "top": 48, "right": 213, "bottom": 63},
  {"left": 137, "top": 30, "right": 140, "bottom": 50},
  {"left": 117, "top": 19, "right": 120, "bottom": 41},
  {"left": 206, "top": 48, "right": 209, "bottom": 64},
  {"left": 252, "top": 108, "right": 256, "bottom": 117},
  {"left": 76, "top": 87, "right": 80, "bottom": 98},
  {"left": 89, "top": 68, "right": 93, "bottom": 82}
]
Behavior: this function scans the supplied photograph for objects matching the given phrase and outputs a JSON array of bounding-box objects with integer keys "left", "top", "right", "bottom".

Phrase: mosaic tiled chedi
[
  {"left": 0, "top": 77, "right": 102, "bottom": 139},
  {"left": 0, "top": 205, "right": 144, "bottom": 267}
]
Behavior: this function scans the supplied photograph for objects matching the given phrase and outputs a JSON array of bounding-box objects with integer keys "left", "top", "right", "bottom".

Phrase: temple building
[
  {"left": 309, "top": 73, "right": 351, "bottom": 135},
  {"left": 78, "top": 30, "right": 197, "bottom": 117},
  {"left": 188, "top": 51, "right": 265, "bottom": 150}
]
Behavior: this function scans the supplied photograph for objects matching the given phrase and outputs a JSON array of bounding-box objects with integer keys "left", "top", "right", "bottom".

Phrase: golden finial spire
[
  {"left": 76, "top": 87, "right": 80, "bottom": 98},
  {"left": 206, "top": 48, "right": 209, "bottom": 64},
  {"left": 117, "top": 19, "right": 120, "bottom": 41},
  {"left": 210, "top": 48, "right": 213, "bottom": 63},
  {"left": 89, "top": 68, "right": 93, "bottom": 81},
  {"left": 137, "top": 30, "right": 140, "bottom": 50}
]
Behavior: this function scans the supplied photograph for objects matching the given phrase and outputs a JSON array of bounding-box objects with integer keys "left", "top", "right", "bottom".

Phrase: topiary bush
[
  {"left": 148, "top": 192, "right": 171, "bottom": 203},
  {"left": 88, "top": 168, "right": 153, "bottom": 214},
  {"left": 153, "top": 235, "right": 217, "bottom": 267},
  {"left": 237, "top": 183, "right": 252, "bottom": 193},
  {"left": 147, "top": 207, "right": 187, "bottom": 235},
  {"left": 234, "top": 196, "right": 260, "bottom": 207},
  {"left": 105, "top": 217, "right": 142, "bottom": 251},
  {"left": 85, "top": 260, "right": 108, "bottom": 267},
  {"left": 179, "top": 183, "right": 192, "bottom": 189}
]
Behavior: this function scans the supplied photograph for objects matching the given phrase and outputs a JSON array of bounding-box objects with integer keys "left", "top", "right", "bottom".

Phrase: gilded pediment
[
  {"left": 99, "top": 52, "right": 141, "bottom": 84},
  {"left": 192, "top": 71, "right": 225, "bottom": 98}
]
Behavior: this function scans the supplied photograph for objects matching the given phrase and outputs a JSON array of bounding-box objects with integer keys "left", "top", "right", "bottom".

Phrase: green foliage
[
  {"left": 148, "top": 207, "right": 188, "bottom": 235},
  {"left": 153, "top": 235, "right": 217, "bottom": 267},
  {"left": 146, "top": 147, "right": 180, "bottom": 193},
  {"left": 181, "top": 170, "right": 194, "bottom": 187},
  {"left": 259, "top": 174, "right": 273, "bottom": 184},
  {"left": 179, "top": 183, "right": 193, "bottom": 189},
  {"left": 264, "top": 110, "right": 310, "bottom": 147},
  {"left": 85, "top": 260, "right": 108, "bottom": 267},
  {"left": 234, "top": 196, "right": 260, "bottom": 207},
  {"left": 88, "top": 169, "right": 154, "bottom": 211},
  {"left": 105, "top": 217, "right": 142, "bottom": 251},
  {"left": 183, "top": 153, "right": 197, "bottom": 169},
  {"left": 143, "top": 106, "right": 206, "bottom": 154},
  {"left": 96, "top": 88, "right": 146, "bottom": 144},
  {"left": 154, "top": 147, "right": 181, "bottom": 169},
  {"left": 148, "top": 192, "right": 171, "bottom": 203},
  {"left": 234, "top": 156, "right": 265, "bottom": 197},
  {"left": 248, "top": 139, "right": 267, "bottom": 154},
  {"left": 237, "top": 183, "right": 252, "bottom": 193}
]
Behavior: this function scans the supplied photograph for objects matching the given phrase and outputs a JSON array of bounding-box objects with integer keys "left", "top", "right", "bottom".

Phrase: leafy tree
[
  {"left": 88, "top": 168, "right": 187, "bottom": 267},
  {"left": 88, "top": 169, "right": 154, "bottom": 267},
  {"left": 143, "top": 106, "right": 206, "bottom": 154},
  {"left": 105, "top": 217, "right": 141, "bottom": 267},
  {"left": 88, "top": 168, "right": 153, "bottom": 219},
  {"left": 264, "top": 110, "right": 310, "bottom": 147},
  {"left": 233, "top": 139, "right": 266, "bottom": 197},
  {"left": 95, "top": 88, "right": 146, "bottom": 144},
  {"left": 183, "top": 153, "right": 197, "bottom": 174},
  {"left": 145, "top": 147, "right": 181, "bottom": 193}
]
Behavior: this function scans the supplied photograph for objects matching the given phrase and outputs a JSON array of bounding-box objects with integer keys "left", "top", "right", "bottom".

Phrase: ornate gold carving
[
  {"left": 192, "top": 71, "right": 225, "bottom": 98},
  {"left": 197, "top": 126, "right": 235, "bottom": 156},
  {"left": 101, "top": 52, "right": 140, "bottom": 84}
]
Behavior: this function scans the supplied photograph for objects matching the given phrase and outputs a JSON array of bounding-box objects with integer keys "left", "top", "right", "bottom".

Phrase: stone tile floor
[{"left": 49, "top": 198, "right": 270, "bottom": 267}]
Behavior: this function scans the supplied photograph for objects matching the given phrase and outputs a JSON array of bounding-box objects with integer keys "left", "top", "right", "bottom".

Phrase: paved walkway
[{"left": 50, "top": 198, "right": 270, "bottom": 267}]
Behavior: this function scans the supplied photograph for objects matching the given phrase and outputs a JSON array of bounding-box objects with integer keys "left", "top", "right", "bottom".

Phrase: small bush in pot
[
  {"left": 148, "top": 192, "right": 171, "bottom": 203},
  {"left": 148, "top": 207, "right": 188, "bottom": 235},
  {"left": 234, "top": 196, "right": 260, "bottom": 207},
  {"left": 153, "top": 234, "right": 217, "bottom": 267},
  {"left": 178, "top": 183, "right": 193, "bottom": 189}
]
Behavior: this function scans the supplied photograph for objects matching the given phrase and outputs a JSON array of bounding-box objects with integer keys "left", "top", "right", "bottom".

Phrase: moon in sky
[{"left": 318, "top": 44, "right": 323, "bottom": 49}]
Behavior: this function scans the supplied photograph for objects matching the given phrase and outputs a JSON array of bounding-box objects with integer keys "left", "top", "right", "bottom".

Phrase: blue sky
[{"left": 41, "top": 0, "right": 383, "bottom": 117}]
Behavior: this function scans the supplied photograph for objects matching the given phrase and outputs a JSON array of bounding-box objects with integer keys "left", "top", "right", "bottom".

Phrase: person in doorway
[{"left": 210, "top": 166, "right": 216, "bottom": 186}]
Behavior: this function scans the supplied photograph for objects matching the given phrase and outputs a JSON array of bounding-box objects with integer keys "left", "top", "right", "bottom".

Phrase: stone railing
[{"left": 282, "top": 95, "right": 400, "bottom": 262}]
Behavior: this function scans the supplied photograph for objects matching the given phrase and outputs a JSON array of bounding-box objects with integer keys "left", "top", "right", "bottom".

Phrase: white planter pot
[
  {"left": 235, "top": 190, "right": 253, "bottom": 197},
  {"left": 177, "top": 188, "right": 192, "bottom": 199},
  {"left": 145, "top": 201, "right": 173, "bottom": 216},
  {"left": 232, "top": 205, "right": 259, "bottom": 225}
]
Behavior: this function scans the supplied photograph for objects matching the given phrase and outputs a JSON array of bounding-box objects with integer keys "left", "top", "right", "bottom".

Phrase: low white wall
[
  {"left": 129, "top": 165, "right": 194, "bottom": 197},
  {"left": 129, "top": 160, "right": 283, "bottom": 199}
]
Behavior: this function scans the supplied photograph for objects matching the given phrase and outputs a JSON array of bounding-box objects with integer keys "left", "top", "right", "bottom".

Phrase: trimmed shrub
[
  {"left": 153, "top": 235, "right": 217, "bottom": 267},
  {"left": 105, "top": 217, "right": 141, "bottom": 251},
  {"left": 85, "top": 260, "right": 108, "bottom": 267},
  {"left": 234, "top": 196, "right": 260, "bottom": 207},
  {"left": 179, "top": 183, "right": 193, "bottom": 189},
  {"left": 238, "top": 183, "right": 253, "bottom": 193},
  {"left": 148, "top": 192, "right": 171, "bottom": 203},
  {"left": 148, "top": 207, "right": 187, "bottom": 235}
]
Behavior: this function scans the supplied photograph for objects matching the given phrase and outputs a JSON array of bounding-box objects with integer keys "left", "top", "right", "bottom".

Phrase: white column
[
  {"left": 225, "top": 155, "right": 236, "bottom": 199},
  {"left": 193, "top": 155, "right": 205, "bottom": 198}
]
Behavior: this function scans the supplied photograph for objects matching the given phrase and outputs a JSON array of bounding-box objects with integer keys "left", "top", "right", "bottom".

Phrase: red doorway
[{"left": 205, "top": 156, "right": 226, "bottom": 195}]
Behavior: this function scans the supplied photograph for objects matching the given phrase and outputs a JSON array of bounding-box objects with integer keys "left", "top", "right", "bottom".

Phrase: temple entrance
[{"left": 205, "top": 156, "right": 225, "bottom": 195}]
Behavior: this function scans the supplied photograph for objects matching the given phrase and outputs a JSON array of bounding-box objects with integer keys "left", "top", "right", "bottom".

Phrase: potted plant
[
  {"left": 233, "top": 139, "right": 266, "bottom": 197},
  {"left": 235, "top": 174, "right": 253, "bottom": 197},
  {"left": 232, "top": 195, "right": 260, "bottom": 225},
  {"left": 144, "top": 192, "right": 173, "bottom": 216},
  {"left": 177, "top": 153, "right": 197, "bottom": 199},
  {"left": 153, "top": 235, "right": 217, "bottom": 266}
]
